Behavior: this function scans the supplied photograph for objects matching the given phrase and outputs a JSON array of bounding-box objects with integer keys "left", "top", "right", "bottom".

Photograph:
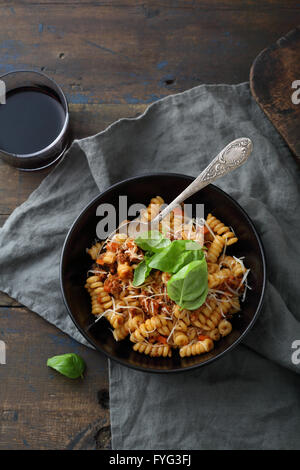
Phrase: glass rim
[{"left": 0, "top": 69, "right": 69, "bottom": 158}]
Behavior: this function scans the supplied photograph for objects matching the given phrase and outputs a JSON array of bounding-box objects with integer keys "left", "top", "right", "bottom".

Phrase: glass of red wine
[{"left": 0, "top": 70, "right": 70, "bottom": 171}]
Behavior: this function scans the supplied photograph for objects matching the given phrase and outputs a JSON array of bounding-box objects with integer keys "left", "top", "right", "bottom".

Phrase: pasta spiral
[
  {"left": 208, "top": 268, "right": 231, "bottom": 288},
  {"left": 85, "top": 275, "right": 113, "bottom": 314},
  {"left": 133, "top": 342, "right": 172, "bottom": 357},
  {"left": 113, "top": 323, "right": 130, "bottom": 341},
  {"left": 220, "top": 255, "right": 246, "bottom": 277},
  {"left": 207, "top": 235, "right": 225, "bottom": 263},
  {"left": 130, "top": 315, "right": 173, "bottom": 342},
  {"left": 190, "top": 298, "right": 217, "bottom": 330},
  {"left": 173, "top": 330, "right": 189, "bottom": 347},
  {"left": 207, "top": 328, "right": 221, "bottom": 341},
  {"left": 117, "top": 262, "right": 132, "bottom": 280},
  {"left": 207, "top": 213, "right": 238, "bottom": 245},
  {"left": 201, "top": 307, "right": 221, "bottom": 330},
  {"left": 87, "top": 242, "right": 103, "bottom": 260},
  {"left": 141, "top": 196, "right": 164, "bottom": 222},
  {"left": 90, "top": 294, "right": 104, "bottom": 315},
  {"left": 207, "top": 263, "right": 219, "bottom": 274},
  {"left": 96, "top": 288, "right": 113, "bottom": 310},
  {"left": 106, "top": 311, "right": 125, "bottom": 329},
  {"left": 127, "top": 314, "right": 144, "bottom": 332},
  {"left": 218, "top": 319, "right": 232, "bottom": 337},
  {"left": 217, "top": 296, "right": 236, "bottom": 317},
  {"left": 179, "top": 338, "right": 214, "bottom": 357},
  {"left": 229, "top": 296, "right": 240, "bottom": 314}
]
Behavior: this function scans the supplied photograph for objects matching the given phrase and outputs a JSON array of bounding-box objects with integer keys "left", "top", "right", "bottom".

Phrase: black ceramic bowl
[{"left": 60, "top": 173, "right": 266, "bottom": 373}]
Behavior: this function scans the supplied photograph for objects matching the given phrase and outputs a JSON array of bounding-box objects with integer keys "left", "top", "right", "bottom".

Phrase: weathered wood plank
[
  {"left": 0, "top": 293, "right": 22, "bottom": 307},
  {"left": 0, "top": 307, "right": 110, "bottom": 450},
  {"left": 0, "top": 2, "right": 299, "bottom": 108},
  {"left": 2, "top": 1, "right": 300, "bottom": 8},
  {"left": 69, "top": 103, "right": 147, "bottom": 140},
  {"left": 0, "top": 214, "right": 8, "bottom": 226}
]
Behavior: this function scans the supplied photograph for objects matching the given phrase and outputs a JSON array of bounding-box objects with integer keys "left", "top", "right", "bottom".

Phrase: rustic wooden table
[{"left": 0, "top": 0, "right": 299, "bottom": 450}]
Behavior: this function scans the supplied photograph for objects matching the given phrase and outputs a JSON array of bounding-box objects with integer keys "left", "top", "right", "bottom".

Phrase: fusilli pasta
[{"left": 85, "top": 196, "right": 249, "bottom": 359}]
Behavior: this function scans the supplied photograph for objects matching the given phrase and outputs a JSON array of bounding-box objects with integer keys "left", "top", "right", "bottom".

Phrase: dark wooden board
[
  {"left": 250, "top": 26, "right": 300, "bottom": 161},
  {"left": 0, "top": 0, "right": 299, "bottom": 450}
]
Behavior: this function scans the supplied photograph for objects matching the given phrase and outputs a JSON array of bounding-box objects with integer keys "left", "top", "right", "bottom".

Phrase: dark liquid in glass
[{"left": 0, "top": 86, "right": 66, "bottom": 155}]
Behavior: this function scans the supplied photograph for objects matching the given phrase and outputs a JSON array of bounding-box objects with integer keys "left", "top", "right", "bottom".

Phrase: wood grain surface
[
  {"left": 250, "top": 26, "right": 300, "bottom": 161},
  {"left": 0, "top": 0, "right": 299, "bottom": 450}
]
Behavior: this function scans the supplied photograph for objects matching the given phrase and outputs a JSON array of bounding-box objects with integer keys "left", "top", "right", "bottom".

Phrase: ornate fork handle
[
  {"left": 198, "top": 138, "right": 253, "bottom": 183},
  {"left": 154, "top": 137, "right": 253, "bottom": 225}
]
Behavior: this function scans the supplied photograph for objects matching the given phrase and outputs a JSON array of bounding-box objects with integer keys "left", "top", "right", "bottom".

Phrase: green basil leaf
[
  {"left": 135, "top": 230, "right": 171, "bottom": 253},
  {"left": 133, "top": 258, "right": 152, "bottom": 286},
  {"left": 184, "top": 240, "right": 204, "bottom": 252},
  {"left": 167, "top": 259, "right": 208, "bottom": 310},
  {"left": 172, "top": 250, "right": 203, "bottom": 273},
  {"left": 148, "top": 240, "right": 204, "bottom": 273},
  {"left": 47, "top": 353, "right": 85, "bottom": 379}
]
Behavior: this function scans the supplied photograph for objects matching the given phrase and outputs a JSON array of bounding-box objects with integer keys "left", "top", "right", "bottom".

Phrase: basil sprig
[
  {"left": 167, "top": 259, "right": 208, "bottom": 310},
  {"left": 133, "top": 252, "right": 153, "bottom": 286},
  {"left": 148, "top": 240, "right": 204, "bottom": 273},
  {"left": 133, "top": 231, "right": 208, "bottom": 309},
  {"left": 47, "top": 353, "right": 85, "bottom": 379}
]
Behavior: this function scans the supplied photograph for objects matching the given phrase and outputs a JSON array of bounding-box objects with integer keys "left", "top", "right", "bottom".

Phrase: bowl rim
[{"left": 60, "top": 172, "right": 267, "bottom": 373}]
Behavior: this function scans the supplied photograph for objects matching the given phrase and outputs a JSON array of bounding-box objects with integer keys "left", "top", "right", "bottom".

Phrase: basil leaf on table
[
  {"left": 135, "top": 230, "right": 171, "bottom": 253},
  {"left": 47, "top": 353, "right": 85, "bottom": 379},
  {"left": 148, "top": 240, "right": 204, "bottom": 273},
  {"left": 167, "top": 259, "right": 208, "bottom": 310},
  {"left": 132, "top": 253, "right": 153, "bottom": 286}
]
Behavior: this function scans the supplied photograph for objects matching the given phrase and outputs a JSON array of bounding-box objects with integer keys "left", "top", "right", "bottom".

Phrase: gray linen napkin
[{"left": 0, "top": 83, "right": 300, "bottom": 450}]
